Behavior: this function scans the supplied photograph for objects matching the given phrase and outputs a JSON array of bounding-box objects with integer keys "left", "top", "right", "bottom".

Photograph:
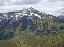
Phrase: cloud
[
  {"left": 0, "top": 0, "right": 5, "bottom": 6},
  {"left": 48, "top": 0, "right": 64, "bottom": 2},
  {"left": 21, "top": 0, "right": 41, "bottom": 4},
  {"left": 0, "top": 0, "right": 64, "bottom": 16},
  {"left": 0, "top": 0, "right": 41, "bottom": 6}
]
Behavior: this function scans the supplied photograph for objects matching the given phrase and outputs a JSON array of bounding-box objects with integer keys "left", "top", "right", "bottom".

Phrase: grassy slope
[
  {"left": 0, "top": 30, "right": 64, "bottom": 47},
  {"left": 0, "top": 39, "right": 17, "bottom": 47}
]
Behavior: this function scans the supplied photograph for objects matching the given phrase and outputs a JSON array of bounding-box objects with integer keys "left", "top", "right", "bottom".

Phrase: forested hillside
[{"left": 0, "top": 7, "right": 64, "bottom": 47}]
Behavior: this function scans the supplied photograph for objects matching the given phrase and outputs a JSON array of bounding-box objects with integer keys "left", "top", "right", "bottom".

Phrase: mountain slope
[{"left": 0, "top": 7, "right": 63, "bottom": 40}]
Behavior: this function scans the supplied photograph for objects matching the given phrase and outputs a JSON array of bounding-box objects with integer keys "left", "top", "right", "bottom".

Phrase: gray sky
[{"left": 0, "top": 0, "right": 64, "bottom": 16}]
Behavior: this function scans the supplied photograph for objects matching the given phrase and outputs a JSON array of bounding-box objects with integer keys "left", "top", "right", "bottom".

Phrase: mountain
[
  {"left": 57, "top": 8, "right": 64, "bottom": 23},
  {"left": 0, "top": 7, "right": 55, "bottom": 30},
  {"left": 0, "top": 7, "right": 63, "bottom": 40}
]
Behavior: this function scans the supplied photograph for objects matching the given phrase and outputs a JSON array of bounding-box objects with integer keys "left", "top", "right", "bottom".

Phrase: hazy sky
[{"left": 0, "top": 0, "right": 64, "bottom": 16}]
